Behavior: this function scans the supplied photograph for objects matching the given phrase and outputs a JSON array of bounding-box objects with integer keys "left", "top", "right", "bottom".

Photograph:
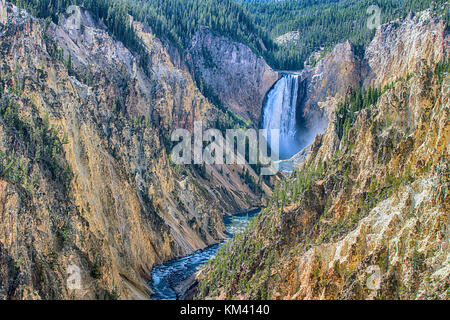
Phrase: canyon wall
[
  {"left": 197, "top": 9, "right": 449, "bottom": 300},
  {"left": 0, "top": 4, "right": 270, "bottom": 299},
  {"left": 188, "top": 28, "right": 279, "bottom": 124}
]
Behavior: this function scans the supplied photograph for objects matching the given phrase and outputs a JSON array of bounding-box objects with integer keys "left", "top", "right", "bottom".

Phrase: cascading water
[{"left": 262, "top": 74, "right": 300, "bottom": 159}]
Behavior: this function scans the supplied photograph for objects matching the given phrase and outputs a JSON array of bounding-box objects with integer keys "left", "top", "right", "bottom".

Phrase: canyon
[{"left": 0, "top": 1, "right": 448, "bottom": 301}]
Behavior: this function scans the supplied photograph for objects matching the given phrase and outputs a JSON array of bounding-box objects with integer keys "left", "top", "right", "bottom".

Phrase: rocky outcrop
[
  {"left": 290, "top": 8, "right": 448, "bottom": 156},
  {"left": 296, "top": 41, "right": 362, "bottom": 137},
  {"left": 363, "top": 10, "right": 447, "bottom": 89},
  {"left": 197, "top": 9, "right": 449, "bottom": 300},
  {"left": 188, "top": 28, "right": 279, "bottom": 123},
  {"left": 303, "top": 41, "right": 362, "bottom": 119},
  {"left": 280, "top": 40, "right": 362, "bottom": 152},
  {"left": 291, "top": 8, "right": 449, "bottom": 162},
  {"left": 0, "top": 3, "right": 269, "bottom": 300}
]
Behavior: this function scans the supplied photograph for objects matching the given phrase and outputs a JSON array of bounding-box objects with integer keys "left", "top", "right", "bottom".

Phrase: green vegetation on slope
[
  {"left": 10, "top": 0, "right": 448, "bottom": 71},
  {"left": 11, "top": 0, "right": 268, "bottom": 128},
  {"left": 238, "top": 0, "right": 449, "bottom": 69}
]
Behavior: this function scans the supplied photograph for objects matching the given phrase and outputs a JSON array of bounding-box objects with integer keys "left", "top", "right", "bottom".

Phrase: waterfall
[{"left": 262, "top": 74, "right": 300, "bottom": 159}]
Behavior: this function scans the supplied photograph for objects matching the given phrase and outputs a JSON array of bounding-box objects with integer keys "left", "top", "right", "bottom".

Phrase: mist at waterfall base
[{"left": 263, "top": 74, "right": 326, "bottom": 160}]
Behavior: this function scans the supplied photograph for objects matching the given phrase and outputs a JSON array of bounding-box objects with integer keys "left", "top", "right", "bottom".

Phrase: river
[{"left": 150, "top": 209, "right": 260, "bottom": 300}]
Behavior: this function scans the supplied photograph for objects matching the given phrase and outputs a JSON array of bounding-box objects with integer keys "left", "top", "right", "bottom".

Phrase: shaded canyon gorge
[{"left": 0, "top": 0, "right": 448, "bottom": 301}]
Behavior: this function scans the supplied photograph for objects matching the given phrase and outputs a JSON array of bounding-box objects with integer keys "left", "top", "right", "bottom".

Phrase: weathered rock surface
[
  {"left": 304, "top": 41, "right": 362, "bottom": 119},
  {"left": 295, "top": 40, "right": 362, "bottom": 142},
  {"left": 188, "top": 28, "right": 279, "bottom": 123},
  {"left": 290, "top": 9, "right": 448, "bottom": 157},
  {"left": 364, "top": 10, "right": 447, "bottom": 89},
  {"left": 291, "top": 8, "right": 448, "bottom": 162},
  {"left": 275, "top": 31, "right": 300, "bottom": 46}
]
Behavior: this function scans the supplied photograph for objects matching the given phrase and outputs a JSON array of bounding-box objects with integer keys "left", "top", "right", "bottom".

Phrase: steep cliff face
[
  {"left": 275, "top": 31, "right": 300, "bottom": 46},
  {"left": 188, "top": 28, "right": 279, "bottom": 124},
  {"left": 294, "top": 40, "right": 362, "bottom": 142},
  {"left": 197, "top": 9, "right": 449, "bottom": 300},
  {"left": 0, "top": 4, "right": 270, "bottom": 299},
  {"left": 290, "top": 10, "right": 447, "bottom": 152},
  {"left": 303, "top": 41, "right": 362, "bottom": 119}
]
